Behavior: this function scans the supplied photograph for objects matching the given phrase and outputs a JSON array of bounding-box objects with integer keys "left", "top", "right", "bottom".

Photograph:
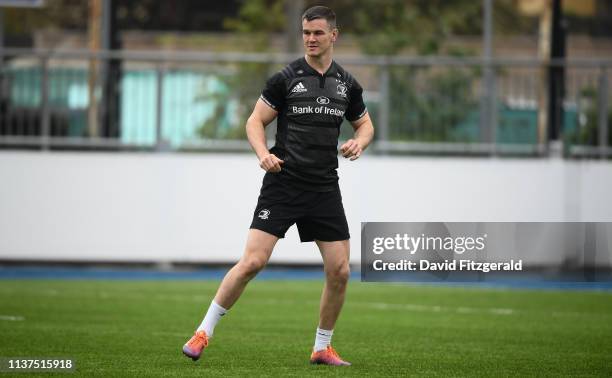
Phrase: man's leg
[
  {"left": 316, "top": 239, "right": 350, "bottom": 331},
  {"left": 309, "top": 239, "right": 351, "bottom": 366},
  {"left": 183, "top": 229, "right": 278, "bottom": 361},
  {"left": 213, "top": 228, "right": 279, "bottom": 309}
]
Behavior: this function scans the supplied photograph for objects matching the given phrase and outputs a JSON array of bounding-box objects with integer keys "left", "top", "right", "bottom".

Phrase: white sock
[
  {"left": 313, "top": 327, "right": 333, "bottom": 352},
  {"left": 196, "top": 300, "right": 227, "bottom": 337}
]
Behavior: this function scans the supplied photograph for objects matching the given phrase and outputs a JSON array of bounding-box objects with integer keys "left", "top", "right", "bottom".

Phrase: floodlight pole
[
  {"left": 548, "top": 0, "right": 566, "bottom": 145},
  {"left": 0, "top": 8, "right": 3, "bottom": 56},
  {"left": 101, "top": 0, "right": 121, "bottom": 138},
  {"left": 87, "top": 0, "right": 102, "bottom": 138},
  {"left": 0, "top": 8, "right": 4, "bottom": 110},
  {"left": 286, "top": 0, "right": 304, "bottom": 53},
  {"left": 480, "top": 0, "right": 497, "bottom": 153}
]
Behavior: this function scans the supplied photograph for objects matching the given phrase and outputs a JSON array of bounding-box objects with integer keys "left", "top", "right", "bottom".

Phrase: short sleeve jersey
[{"left": 260, "top": 57, "right": 368, "bottom": 192}]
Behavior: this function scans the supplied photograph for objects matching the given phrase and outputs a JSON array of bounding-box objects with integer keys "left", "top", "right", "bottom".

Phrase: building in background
[{"left": 0, "top": 0, "right": 610, "bottom": 155}]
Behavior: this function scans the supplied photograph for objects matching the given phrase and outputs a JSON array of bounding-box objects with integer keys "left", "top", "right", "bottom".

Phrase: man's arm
[
  {"left": 340, "top": 112, "right": 375, "bottom": 161},
  {"left": 246, "top": 99, "right": 284, "bottom": 172}
]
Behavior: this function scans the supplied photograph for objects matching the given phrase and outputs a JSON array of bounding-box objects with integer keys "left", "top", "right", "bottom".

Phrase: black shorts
[{"left": 249, "top": 173, "right": 350, "bottom": 242}]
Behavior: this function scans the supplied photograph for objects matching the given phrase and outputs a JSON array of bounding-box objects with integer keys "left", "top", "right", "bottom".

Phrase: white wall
[{"left": 1, "top": 151, "right": 611, "bottom": 264}]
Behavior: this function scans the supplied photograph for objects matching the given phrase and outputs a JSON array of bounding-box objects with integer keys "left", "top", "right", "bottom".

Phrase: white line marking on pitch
[
  {"left": 152, "top": 331, "right": 186, "bottom": 338},
  {"left": 251, "top": 298, "right": 517, "bottom": 316},
  {"left": 365, "top": 301, "right": 516, "bottom": 315},
  {"left": 489, "top": 308, "right": 514, "bottom": 315},
  {"left": 0, "top": 315, "right": 25, "bottom": 321}
]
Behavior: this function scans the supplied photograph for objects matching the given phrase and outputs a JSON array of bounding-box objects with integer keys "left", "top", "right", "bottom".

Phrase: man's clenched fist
[
  {"left": 340, "top": 139, "right": 362, "bottom": 161},
  {"left": 259, "top": 153, "right": 284, "bottom": 172}
]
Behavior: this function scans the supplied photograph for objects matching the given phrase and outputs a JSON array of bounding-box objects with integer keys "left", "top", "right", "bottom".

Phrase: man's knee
[
  {"left": 326, "top": 262, "right": 350, "bottom": 285},
  {"left": 238, "top": 250, "right": 269, "bottom": 277}
]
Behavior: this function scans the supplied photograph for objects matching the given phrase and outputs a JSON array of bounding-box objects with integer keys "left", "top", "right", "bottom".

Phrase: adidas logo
[{"left": 291, "top": 82, "right": 307, "bottom": 93}]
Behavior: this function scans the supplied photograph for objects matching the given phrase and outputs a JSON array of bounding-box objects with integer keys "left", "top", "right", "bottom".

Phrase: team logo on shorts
[
  {"left": 258, "top": 209, "right": 270, "bottom": 220},
  {"left": 337, "top": 83, "right": 347, "bottom": 97}
]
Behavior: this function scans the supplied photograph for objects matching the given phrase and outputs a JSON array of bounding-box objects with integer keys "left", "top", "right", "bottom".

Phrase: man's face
[{"left": 302, "top": 18, "right": 337, "bottom": 58}]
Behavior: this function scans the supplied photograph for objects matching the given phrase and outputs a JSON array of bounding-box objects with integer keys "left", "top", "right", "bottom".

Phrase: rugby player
[{"left": 183, "top": 5, "right": 374, "bottom": 366}]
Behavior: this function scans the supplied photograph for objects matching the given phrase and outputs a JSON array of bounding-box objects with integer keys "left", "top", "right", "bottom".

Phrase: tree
[
  {"left": 340, "top": 0, "right": 484, "bottom": 142},
  {"left": 197, "top": 0, "right": 285, "bottom": 140}
]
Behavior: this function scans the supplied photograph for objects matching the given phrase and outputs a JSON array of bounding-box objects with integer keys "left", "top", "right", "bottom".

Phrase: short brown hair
[{"left": 301, "top": 6, "right": 336, "bottom": 29}]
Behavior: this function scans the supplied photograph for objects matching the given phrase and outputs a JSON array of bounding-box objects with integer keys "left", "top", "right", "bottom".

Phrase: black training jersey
[{"left": 260, "top": 57, "right": 367, "bottom": 192}]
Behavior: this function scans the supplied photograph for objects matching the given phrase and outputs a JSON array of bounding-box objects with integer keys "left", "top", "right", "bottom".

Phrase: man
[{"left": 182, "top": 5, "right": 374, "bottom": 366}]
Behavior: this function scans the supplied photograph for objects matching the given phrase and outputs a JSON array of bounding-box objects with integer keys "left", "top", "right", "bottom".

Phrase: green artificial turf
[{"left": 0, "top": 280, "right": 611, "bottom": 377}]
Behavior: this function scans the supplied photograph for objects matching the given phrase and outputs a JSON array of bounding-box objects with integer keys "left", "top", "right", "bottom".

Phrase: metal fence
[{"left": 0, "top": 48, "right": 610, "bottom": 157}]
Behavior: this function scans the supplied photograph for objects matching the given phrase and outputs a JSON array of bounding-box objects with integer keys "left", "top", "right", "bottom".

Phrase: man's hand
[
  {"left": 340, "top": 139, "right": 363, "bottom": 161},
  {"left": 259, "top": 153, "right": 284, "bottom": 172}
]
